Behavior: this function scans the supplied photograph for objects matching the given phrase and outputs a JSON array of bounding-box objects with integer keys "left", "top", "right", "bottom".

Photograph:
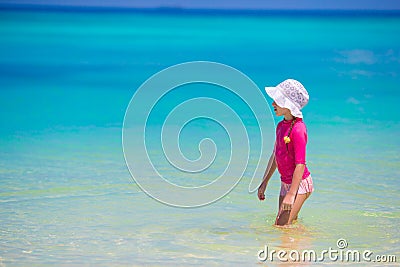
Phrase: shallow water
[
  {"left": 1, "top": 125, "right": 399, "bottom": 266},
  {"left": 1, "top": 8, "right": 399, "bottom": 266}
]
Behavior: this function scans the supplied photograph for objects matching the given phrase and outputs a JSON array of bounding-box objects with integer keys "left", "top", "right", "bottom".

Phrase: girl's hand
[
  {"left": 257, "top": 182, "right": 266, "bottom": 201},
  {"left": 281, "top": 192, "right": 296, "bottom": 210}
]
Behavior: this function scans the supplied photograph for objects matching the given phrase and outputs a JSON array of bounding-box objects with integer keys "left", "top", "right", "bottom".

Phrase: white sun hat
[{"left": 265, "top": 79, "right": 309, "bottom": 118}]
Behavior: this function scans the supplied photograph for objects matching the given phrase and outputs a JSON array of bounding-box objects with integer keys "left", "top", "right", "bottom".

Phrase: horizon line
[{"left": 1, "top": 3, "right": 400, "bottom": 13}]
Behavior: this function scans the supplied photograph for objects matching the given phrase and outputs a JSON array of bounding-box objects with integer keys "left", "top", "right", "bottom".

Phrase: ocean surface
[{"left": 0, "top": 7, "right": 399, "bottom": 266}]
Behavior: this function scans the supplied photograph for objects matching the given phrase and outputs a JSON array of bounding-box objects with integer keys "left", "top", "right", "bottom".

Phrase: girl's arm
[
  {"left": 261, "top": 153, "right": 277, "bottom": 186},
  {"left": 281, "top": 122, "right": 308, "bottom": 210},
  {"left": 281, "top": 164, "right": 305, "bottom": 210},
  {"left": 257, "top": 152, "right": 276, "bottom": 200}
]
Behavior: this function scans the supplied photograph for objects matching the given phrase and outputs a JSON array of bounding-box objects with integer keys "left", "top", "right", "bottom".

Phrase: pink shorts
[{"left": 280, "top": 175, "right": 314, "bottom": 196}]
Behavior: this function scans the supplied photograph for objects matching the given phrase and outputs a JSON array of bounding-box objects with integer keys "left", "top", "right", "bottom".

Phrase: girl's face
[{"left": 272, "top": 101, "right": 291, "bottom": 117}]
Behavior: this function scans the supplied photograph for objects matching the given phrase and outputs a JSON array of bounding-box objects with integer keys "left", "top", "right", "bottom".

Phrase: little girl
[{"left": 258, "top": 79, "right": 314, "bottom": 226}]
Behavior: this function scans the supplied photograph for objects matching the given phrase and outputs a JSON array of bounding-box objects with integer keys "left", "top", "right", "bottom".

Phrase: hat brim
[{"left": 265, "top": 86, "right": 303, "bottom": 118}]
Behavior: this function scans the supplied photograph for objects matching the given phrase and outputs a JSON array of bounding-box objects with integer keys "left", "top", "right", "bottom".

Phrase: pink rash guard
[{"left": 275, "top": 118, "right": 310, "bottom": 184}]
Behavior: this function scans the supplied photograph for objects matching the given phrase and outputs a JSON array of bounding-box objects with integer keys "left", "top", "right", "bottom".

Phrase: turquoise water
[{"left": 1, "top": 8, "right": 400, "bottom": 266}]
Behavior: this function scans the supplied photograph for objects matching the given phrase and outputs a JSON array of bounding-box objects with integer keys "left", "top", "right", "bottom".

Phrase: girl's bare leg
[
  {"left": 276, "top": 193, "right": 311, "bottom": 226},
  {"left": 276, "top": 196, "right": 289, "bottom": 225}
]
